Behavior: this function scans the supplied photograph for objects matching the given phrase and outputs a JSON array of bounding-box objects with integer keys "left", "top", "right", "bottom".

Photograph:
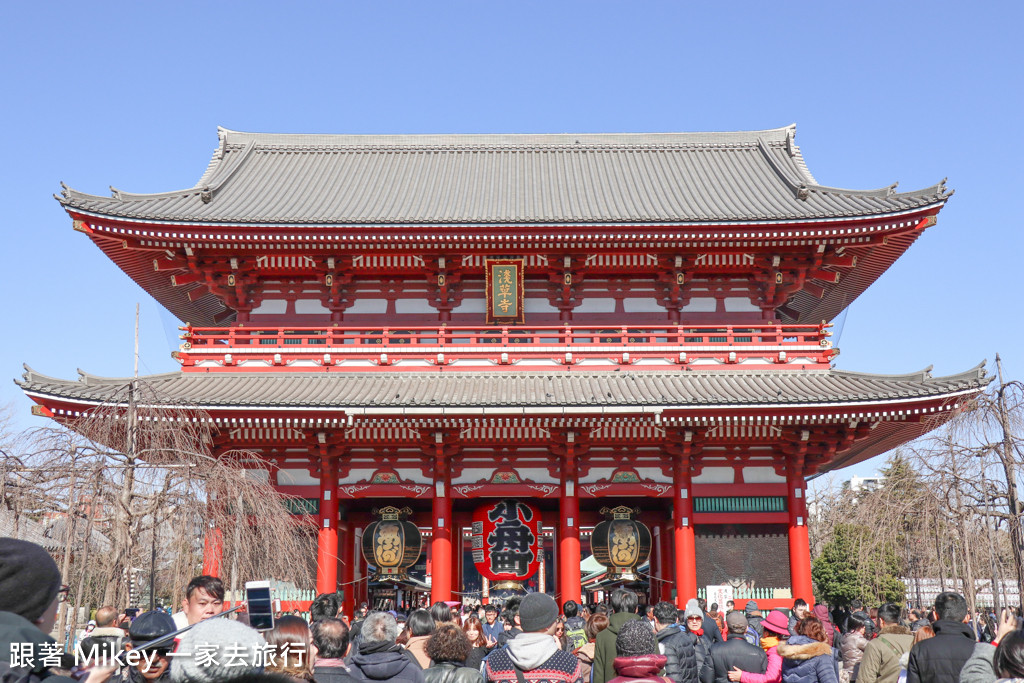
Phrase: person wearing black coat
[
  {"left": 653, "top": 602, "right": 700, "bottom": 683},
  {"left": 349, "top": 613, "right": 427, "bottom": 683},
  {"left": 710, "top": 613, "right": 768, "bottom": 683},
  {"left": 906, "top": 593, "right": 977, "bottom": 683},
  {"left": 423, "top": 623, "right": 484, "bottom": 683}
]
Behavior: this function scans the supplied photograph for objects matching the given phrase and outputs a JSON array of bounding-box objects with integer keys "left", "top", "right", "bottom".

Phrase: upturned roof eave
[
  {"left": 17, "top": 364, "right": 990, "bottom": 415},
  {"left": 57, "top": 197, "right": 949, "bottom": 231}
]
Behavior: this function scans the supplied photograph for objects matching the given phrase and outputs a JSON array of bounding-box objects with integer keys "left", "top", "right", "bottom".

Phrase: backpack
[
  {"left": 565, "top": 616, "right": 588, "bottom": 650},
  {"left": 744, "top": 625, "right": 760, "bottom": 646}
]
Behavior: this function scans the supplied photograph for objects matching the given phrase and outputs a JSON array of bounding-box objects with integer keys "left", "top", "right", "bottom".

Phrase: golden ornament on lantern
[
  {"left": 590, "top": 506, "right": 651, "bottom": 577},
  {"left": 361, "top": 506, "right": 422, "bottom": 580}
]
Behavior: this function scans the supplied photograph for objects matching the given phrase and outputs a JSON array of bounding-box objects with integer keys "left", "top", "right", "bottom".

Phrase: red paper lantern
[{"left": 471, "top": 499, "right": 541, "bottom": 587}]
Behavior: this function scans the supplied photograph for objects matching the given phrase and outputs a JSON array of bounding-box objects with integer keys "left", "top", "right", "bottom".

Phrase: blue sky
[{"left": 2, "top": 1, "right": 1021, "bottom": 481}]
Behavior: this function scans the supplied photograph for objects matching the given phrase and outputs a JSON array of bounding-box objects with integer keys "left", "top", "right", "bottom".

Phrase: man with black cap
[
  {"left": 709, "top": 612, "right": 767, "bottom": 683},
  {"left": 107, "top": 611, "right": 176, "bottom": 683},
  {"left": 485, "top": 593, "right": 583, "bottom": 683},
  {"left": 0, "top": 538, "right": 112, "bottom": 683}
]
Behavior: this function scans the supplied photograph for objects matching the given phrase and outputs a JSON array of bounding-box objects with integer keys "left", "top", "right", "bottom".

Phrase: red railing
[{"left": 176, "top": 323, "right": 836, "bottom": 370}]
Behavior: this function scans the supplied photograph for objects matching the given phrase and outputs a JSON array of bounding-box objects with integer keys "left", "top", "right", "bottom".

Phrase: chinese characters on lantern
[{"left": 471, "top": 499, "right": 541, "bottom": 583}]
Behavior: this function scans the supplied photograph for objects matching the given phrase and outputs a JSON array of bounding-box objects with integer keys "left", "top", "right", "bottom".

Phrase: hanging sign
[
  {"left": 361, "top": 506, "right": 422, "bottom": 580},
  {"left": 485, "top": 258, "right": 525, "bottom": 325},
  {"left": 590, "top": 506, "right": 652, "bottom": 577},
  {"left": 471, "top": 499, "right": 541, "bottom": 587}
]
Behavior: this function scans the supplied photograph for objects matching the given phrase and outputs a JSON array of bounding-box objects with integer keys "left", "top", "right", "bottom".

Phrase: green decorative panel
[
  {"left": 284, "top": 498, "right": 319, "bottom": 515},
  {"left": 694, "top": 496, "right": 787, "bottom": 513}
]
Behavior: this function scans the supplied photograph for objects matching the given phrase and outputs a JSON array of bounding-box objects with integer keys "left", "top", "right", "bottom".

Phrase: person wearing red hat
[{"left": 727, "top": 610, "right": 792, "bottom": 683}]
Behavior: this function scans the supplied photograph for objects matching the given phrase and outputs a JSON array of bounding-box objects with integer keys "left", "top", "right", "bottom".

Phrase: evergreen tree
[{"left": 813, "top": 523, "right": 905, "bottom": 606}]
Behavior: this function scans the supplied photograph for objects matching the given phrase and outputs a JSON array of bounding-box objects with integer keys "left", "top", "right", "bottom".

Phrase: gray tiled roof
[
  {"left": 58, "top": 126, "right": 950, "bottom": 226},
  {"left": 18, "top": 364, "right": 988, "bottom": 412}
]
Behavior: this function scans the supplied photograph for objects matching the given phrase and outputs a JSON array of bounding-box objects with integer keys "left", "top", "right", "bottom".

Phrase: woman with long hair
[
  {"left": 576, "top": 613, "right": 610, "bottom": 682},
  {"left": 462, "top": 616, "right": 489, "bottom": 672},
  {"left": 840, "top": 612, "right": 869, "bottom": 683},
  {"left": 778, "top": 616, "right": 839, "bottom": 683},
  {"left": 404, "top": 609, "right": 436, "bottom": 669},
  {"left": 264, "top": 615, "right": 315, "bottom": 682}
]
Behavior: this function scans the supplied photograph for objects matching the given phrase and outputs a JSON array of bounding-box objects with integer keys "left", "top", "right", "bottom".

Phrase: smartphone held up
[{"left": 245, "top": 580, "right": 274, "bottom": 631}]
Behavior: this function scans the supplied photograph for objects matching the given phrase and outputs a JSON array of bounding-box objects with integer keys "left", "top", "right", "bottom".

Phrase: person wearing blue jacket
[{"left": 778, "top": 617, "right": 838, "bottom": 683}]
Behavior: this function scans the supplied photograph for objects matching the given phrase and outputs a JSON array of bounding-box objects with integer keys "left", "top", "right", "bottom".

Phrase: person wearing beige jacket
[{"left": 857, "top": 605, "right": 913, "bottom": 683}]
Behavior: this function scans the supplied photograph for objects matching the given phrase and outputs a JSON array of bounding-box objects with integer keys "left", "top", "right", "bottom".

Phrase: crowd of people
[{"left": 3, "top": 537, "right": 1024, "bottom": 683}]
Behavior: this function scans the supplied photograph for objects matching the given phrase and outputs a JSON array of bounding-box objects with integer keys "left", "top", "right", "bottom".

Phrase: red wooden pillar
[
  {"left": 202, "top": 527, "right": 222, "bottom": 577},
  {"left": 559, "top": 437, "right": 582, "bottom": 605},
  {"left": 431, "top": 493, "right": 452, "bottom": 603},
  {"left": 672, "top": 435, "right": 697, "bottom": 607},
  {"left": 340, "top": 514, "right": 354, "bottom": 619},
  {"left": 316, "top": 456, "right": 339, "bottom": 595},
  {"left": 429, "top": 432, "right": 455, "bottom": 604},
  {"left": 788, "top": 447, "right": 814, "bottom": 604}
]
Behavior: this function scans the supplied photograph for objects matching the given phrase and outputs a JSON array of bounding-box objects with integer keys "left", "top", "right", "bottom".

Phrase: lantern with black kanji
[
  {"left": 471, "top": 499, "right": 541, "bottom": 589},
  {"left": 590, "top": 506, "right": 651, "bottom": 577},
  {"left": 361, "top": 506, "right": 422, "bottom": 580}
]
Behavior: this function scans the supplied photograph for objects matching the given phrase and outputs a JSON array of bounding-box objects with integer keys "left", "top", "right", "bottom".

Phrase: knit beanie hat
[
  {"left": 518, "top": 592, "right": 559, "bottom": 632},
  {"left": 616, "top": 619, "right": 658, "bottom": 657},
  {"left": 684, "top": 599, "right": 703, "bottom": 620},
  {"left": 170, "top": 618, "right": 267, "bottom": 683},
  {"left": 0, "top": 538, "right": 62, "bottom": 622},
  {"left": 744, "top": 600, "right": 759, "bottom": 616}
]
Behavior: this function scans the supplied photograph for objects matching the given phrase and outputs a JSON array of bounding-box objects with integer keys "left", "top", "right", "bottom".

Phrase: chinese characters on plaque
[{"left": 485, "top": 258, "right": 525, "bottom": 324}]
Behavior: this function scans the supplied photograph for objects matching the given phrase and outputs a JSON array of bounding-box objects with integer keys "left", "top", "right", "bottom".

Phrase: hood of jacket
[
  {"left": 609, "top": 612, "right": 641, "bottom": 636},
  {"left": 655, "top": 626, "right": 683, "bottom": 644},
  {"left": 352, "top": 649, "right": 418, "bottom": 680},
  {"left": 0, "top": 611, "right": 55, "bottom": 673},
  {"left": 932, "top": 620, "right": 978, "bottom": 640},
  {"left": 577, "top": 642, "right": 597, "bottom": 662},
  {"left": 613, "top": 654, "right": 668, "bottom": 678},
  {"left": 507, "top": 632, "right": 559, "bottom": 671},
  {"left": 777, "top": 636, "right": 832, "bottom": 661}
]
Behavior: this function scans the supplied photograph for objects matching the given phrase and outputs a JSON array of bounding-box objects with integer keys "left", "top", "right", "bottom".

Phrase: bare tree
[{"left": 3, "top": 381, "right": 317, "bottom": 643}]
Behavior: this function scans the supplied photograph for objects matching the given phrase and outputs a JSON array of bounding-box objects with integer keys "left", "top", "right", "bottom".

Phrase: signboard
[
  {"left": 706, "top": 585, "right": 734, "bottom": 611},
  {"left": 485, "top": 258, "right": 525, "bottom": 324},
  {"left": 471, "top": 499, "right": 541, "bottom": 583}
]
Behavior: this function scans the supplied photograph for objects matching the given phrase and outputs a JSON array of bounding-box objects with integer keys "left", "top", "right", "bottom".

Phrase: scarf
[
  {"left": 691, "top": 628, "right": 704, "bottom": 637},
  {"left": 761, "top": 635, "right": 780, "bottom": 652}
]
